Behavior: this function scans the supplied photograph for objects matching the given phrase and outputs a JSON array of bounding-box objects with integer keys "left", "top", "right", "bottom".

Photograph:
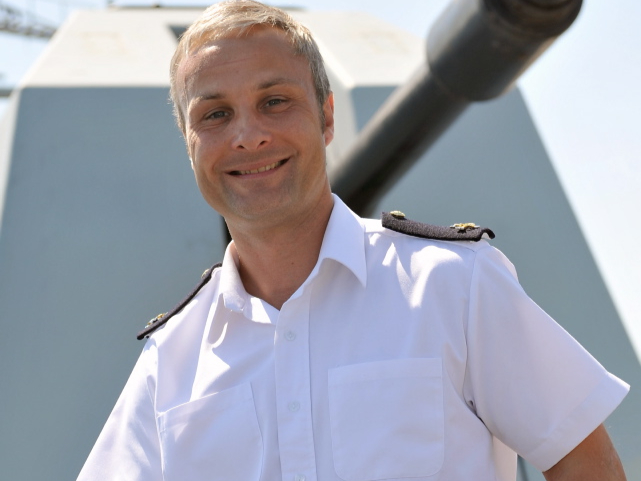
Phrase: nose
[{"left": 230, "top": 111, "right": 272, "bottom": 151}]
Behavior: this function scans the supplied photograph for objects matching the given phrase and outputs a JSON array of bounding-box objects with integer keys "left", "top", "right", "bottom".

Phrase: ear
[{"left": 323, "top": 92, "right": 335, "bottom": 146}]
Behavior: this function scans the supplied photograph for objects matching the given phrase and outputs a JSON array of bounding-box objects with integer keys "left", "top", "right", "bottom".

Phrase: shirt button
[
  {"left": 284, "top": 330, "right": 296, "bottom": 341},
  {"left": 295, "top": 475, "right": 306, "bottom": 481},
  {"left": 288, "top": 401, "right": 300, "bottom": 412}
]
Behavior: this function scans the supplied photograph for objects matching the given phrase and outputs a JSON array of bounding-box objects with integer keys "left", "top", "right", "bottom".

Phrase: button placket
[{"left": 274, "top": 293, "right": 317, "bottom": 481}]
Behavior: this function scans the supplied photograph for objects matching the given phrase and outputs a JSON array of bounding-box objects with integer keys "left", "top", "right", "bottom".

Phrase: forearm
[{"left": 543, "top": 424, "right": 626, "bottom": 481}]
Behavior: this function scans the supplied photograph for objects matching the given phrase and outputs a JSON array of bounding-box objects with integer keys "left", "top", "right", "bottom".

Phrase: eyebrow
[
  {"left": 257, "top": 77, "right": 300, "bottom": 90},
  {"left": 193, "top": 92, "right": 223, "bottom": 104}
]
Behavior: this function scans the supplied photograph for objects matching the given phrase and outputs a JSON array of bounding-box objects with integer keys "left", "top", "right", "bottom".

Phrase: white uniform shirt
[{"left": 78, "top": 195, "right": 629, "bottom": 481}]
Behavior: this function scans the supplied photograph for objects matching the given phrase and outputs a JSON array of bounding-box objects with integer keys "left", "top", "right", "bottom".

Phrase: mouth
[{"left": 230, "top": 159, "right": 288, "bottom": 176}]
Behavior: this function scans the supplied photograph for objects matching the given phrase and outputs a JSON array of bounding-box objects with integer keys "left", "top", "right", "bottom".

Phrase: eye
[
  {"left": 207, "top": 110, "right": 228, "bottom": 120},
  {"left": 266, "top": 98, "right": 285, "bottom": 107}
]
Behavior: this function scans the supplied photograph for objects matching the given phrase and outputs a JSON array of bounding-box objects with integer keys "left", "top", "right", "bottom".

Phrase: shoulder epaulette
[
  {"left": 136, "top": 262, "right": 222, "bottom": 340},
  {"left": 382, "top": 211, "right": 495, "bottom": 242}
]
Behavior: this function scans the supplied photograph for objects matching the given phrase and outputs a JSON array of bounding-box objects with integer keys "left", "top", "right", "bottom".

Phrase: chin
[{"left": 225, "top": 195, "right": 297, "bottom": 224}]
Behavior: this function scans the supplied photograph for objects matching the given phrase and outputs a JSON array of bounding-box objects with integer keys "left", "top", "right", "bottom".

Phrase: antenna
[{"left": 0, "top": 0, "right": 57, "bottom": 38}]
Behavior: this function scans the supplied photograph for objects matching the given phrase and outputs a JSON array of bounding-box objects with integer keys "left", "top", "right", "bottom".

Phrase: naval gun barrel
[{"left": 330, "top": 0, "right": 582, "bottom": 216}]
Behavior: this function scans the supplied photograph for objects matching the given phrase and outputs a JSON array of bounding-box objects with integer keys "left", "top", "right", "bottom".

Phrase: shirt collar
[
  {"left": 218, "top": 194, "right": 368, "bottom": 314},
  {"left": 316, "top": 194, "right": 367, "bottom": 288},
  {"left": 219, "top": 243, "right": 247, "bottom": 313}
]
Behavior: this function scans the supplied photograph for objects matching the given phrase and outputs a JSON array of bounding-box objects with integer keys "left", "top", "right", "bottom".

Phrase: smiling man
[
  {"left": 179, "top": 25, "right": 335, "bottom": 308},
  {"left": 77, "top": 2, "right": 629, "bottom": 481}
]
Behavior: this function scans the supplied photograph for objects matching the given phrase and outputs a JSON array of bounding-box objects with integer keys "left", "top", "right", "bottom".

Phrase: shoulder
[
  {"left": 136, "top": 262, "right": 222, "bottom": 340},
  {"left": 361, "top": 211, "right": 496, "bottom": 259},
  {"left": 357, "top": 212, "right": 501, "bottom": 289}
]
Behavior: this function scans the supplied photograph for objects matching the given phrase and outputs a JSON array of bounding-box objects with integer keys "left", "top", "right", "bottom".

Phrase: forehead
[{"left": 178, "top": 27, "right": 311, "bottom": 96}]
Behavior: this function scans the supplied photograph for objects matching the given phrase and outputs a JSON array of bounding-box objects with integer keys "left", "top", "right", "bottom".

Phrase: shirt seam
[
  {"left": 461, "top": 245, "right": 493, "bottom": 411},
  {"left": 143, "top": 341, "right": 163, "bottom": 472}
]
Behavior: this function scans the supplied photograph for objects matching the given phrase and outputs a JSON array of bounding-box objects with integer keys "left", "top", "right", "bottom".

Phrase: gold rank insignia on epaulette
[
  {"left": 145, "top": 313, "right": 166, "bottom": 328},
  {"left": 450, "top": 223, "right": 480, "bottom": 233},
  {"left": 381, "top": 211, "right": 495, "bottom": 242},
  {"left": 136, "top": 262, "right": 222, "bottom": 340}
]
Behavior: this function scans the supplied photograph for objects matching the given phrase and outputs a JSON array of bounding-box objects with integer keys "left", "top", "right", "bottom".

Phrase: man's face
[{"left": 178, "top": 27, "right": 334, "bottom": 230}]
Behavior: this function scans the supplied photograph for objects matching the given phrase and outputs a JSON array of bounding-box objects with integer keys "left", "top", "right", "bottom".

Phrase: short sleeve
[
  {"left": 463, "top": 246, "right": 629, "bottom": 471},
  {"left": 77, "top": 341, "right": 162, "bottom": 481}
]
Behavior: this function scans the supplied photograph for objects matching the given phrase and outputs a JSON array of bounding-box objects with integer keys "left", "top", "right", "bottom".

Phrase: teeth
[{"left": 237, "top": 160, "right": 284, "bottom": 175}]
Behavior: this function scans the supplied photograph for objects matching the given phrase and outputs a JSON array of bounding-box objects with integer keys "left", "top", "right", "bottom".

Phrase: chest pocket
[
  {"left": 157, "top": 383, "right": 263, "bottom": 481},
  {"left": 328, "top": 358, "right": 444, "bottom": 481}
]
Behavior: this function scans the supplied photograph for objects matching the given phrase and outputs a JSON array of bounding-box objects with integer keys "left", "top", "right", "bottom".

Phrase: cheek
[
  {"left": 187, "top": 132, "right": 214, "bottom": 167},
  {"left": 188, "top": 136, "right": 227, "bottom": 184}
]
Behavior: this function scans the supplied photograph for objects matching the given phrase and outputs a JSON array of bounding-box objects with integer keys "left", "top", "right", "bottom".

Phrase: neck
[{"left": 228, "top": 193, "right": 334, "bottom": 310}]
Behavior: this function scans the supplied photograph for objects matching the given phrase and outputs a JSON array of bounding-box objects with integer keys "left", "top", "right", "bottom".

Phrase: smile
[{"left": 231, "top": 159, "right": 287, "bottom": 176}]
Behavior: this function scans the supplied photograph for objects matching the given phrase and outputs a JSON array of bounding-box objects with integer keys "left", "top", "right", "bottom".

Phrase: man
[{"left": 78, "top": 1, "right": 629, "bottom": 480}]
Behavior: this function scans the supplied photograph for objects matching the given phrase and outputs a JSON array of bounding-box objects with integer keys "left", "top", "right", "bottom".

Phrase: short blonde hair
[{"left": 169, "top": 0, "right": 331, "bottom": 133}]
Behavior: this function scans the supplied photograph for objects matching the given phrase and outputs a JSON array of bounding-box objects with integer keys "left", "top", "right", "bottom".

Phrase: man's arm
[
  {"left": 543, "top": 424, "right": 626, "bottom": 481},
  {"left": 77, "top": 345, "right": 162, "bottom": 481}
]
